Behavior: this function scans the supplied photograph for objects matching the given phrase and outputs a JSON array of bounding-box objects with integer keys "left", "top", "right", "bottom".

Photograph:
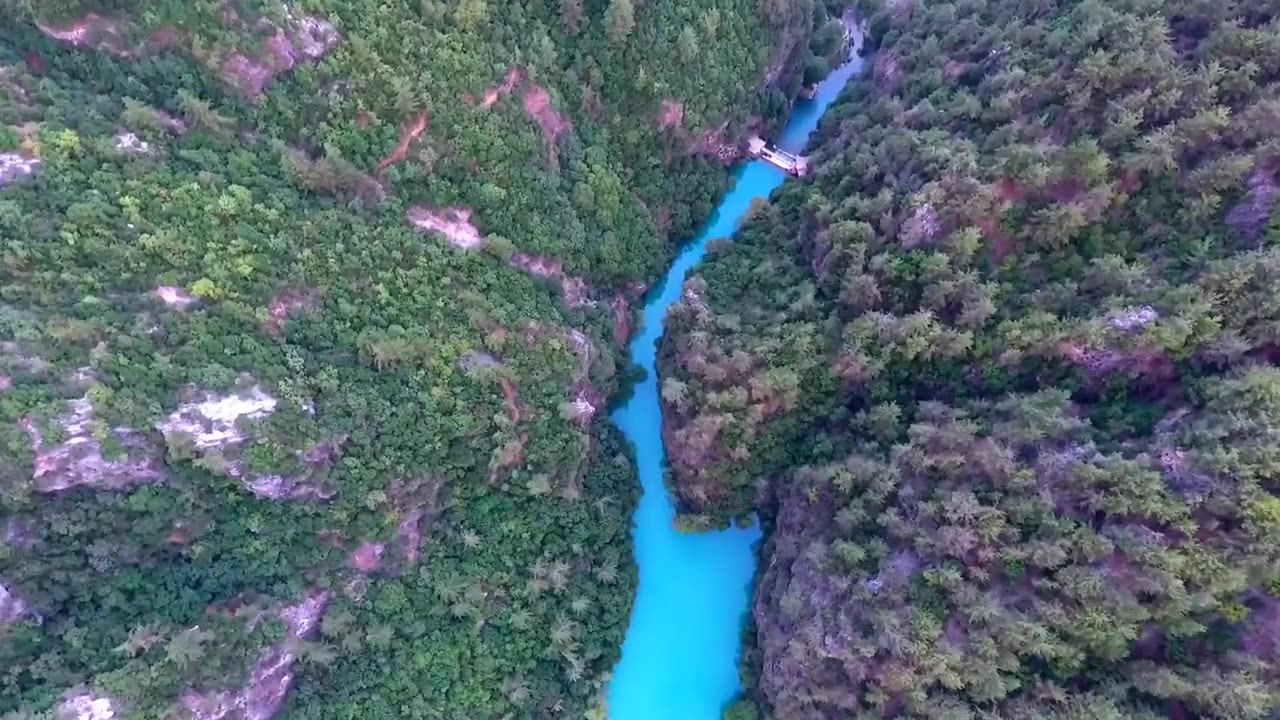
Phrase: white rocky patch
[
  {"left": 0, "top": 153, "right": 39, "bottom": 187},
  {"left": 57, "top": 693, "right": 116, "bottom": 720},
  {"left": 290, "top": 16, "right": 340, "bottom": 59},
  {"left": 153, "top": 285, "right": 198, "bottom": 309},
  {"left": 157, "top": 386, "right": 277, "bottom": 452},
  {"left": 1108, "top": 305, "right": 1159, "bottom": 332},
  {"left": 181, "top": 591, "right": 330, "bottom": 720},
  {"left": 0, "top": 581, "right": 30, "bottom": 627},
  {"left": 406, "top": 206, "right": 485, "bottom": 249},
  {"left": 899, "top": 203, "right": 941, "bottom": 248},
  {"left": 113, "top": 132, "right": 150, "bottom": 154}
]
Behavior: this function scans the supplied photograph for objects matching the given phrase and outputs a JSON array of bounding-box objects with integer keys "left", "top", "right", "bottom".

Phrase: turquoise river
[{"left": 607, "top": 49, "right": 868, "bottom": 720}]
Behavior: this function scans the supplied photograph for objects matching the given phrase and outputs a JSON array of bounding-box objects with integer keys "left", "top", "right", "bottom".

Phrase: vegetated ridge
[{"left": 0, "top": 0, "right": 849, "bottom": 717}]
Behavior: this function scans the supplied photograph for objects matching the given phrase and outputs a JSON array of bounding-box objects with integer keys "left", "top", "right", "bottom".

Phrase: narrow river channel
[{"left": 607, "top": 44, "right": 867, "bottom": 720}]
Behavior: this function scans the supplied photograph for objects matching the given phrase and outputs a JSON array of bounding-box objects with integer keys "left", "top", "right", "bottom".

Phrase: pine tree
[{"left": 605, "top": 0, "right": 635, "bottom": 46}]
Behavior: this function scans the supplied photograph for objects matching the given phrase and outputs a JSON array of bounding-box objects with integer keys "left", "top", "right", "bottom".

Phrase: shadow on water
[{"left": 607, "top": 48, "right": 866, "bottom": 720}]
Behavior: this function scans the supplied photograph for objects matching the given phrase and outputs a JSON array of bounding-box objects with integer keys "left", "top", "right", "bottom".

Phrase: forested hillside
[
  {"left": 659, "top": 0, "right": 1280, "bottom": 717},
  {"left": 0, "top": 0, "right": 839, "bottom": 717}
]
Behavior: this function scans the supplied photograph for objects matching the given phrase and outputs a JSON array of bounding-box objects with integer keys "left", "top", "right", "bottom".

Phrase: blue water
[{"left": 607, "top": 54, "right": 866, "bottom": 720}]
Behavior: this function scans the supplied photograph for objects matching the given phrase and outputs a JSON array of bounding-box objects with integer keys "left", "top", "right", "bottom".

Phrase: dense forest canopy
[
  {"left": 661, "top": 0, "right": 1280, "bottom": 717},
  {"left": 0, "top": 0, "right": 840, "bottom": 717}
]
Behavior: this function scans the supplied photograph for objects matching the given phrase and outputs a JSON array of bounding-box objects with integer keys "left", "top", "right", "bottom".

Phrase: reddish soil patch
[
  {"left": 611, "top": 293, "right": 632, "bottom": 345},
  {"left": 523, "top": 85, "right": 571, "bottom": 146},
  {"left": 265, "top": 289, "right": 318, "bottom": 335},
  {"left": 688, "top": 120, "right": 740, "bottom": 165},
  {"left": 499, "top": 378, "right": 521, "bottom": 424},
  {"left": 35, "top": 14, "right": 131, "bottom": 55},
  {"left": 509, "top": 252, "right": 596, "bottom": 308},
  {"left": 976, "top": 216, "right": 1016, "bottom": 262},
  {"left": 348, "top": 542, "right": 385, "bottom": 573},
  {"left": 1118, "top": 167, "right": 1144, "bottom": 194},
  {"left": 475, "top": 67, "right": 572, "bottom": 155},
  {"left": 658, "top": 99, "right": 685, "bottom": 130},
  {"left": 479, "top": 66, "right": 522, "bottom": 108},
  {"left": 1044, "top": 178, "right": 1086, "bottom": 204},
  {"left": 377, "top": 110, "right": 428, "bottom": 172},
  {"left": 21, "top": 51, "right": 45, "bottom": 75},
  {"left": 487, "top": 434, "right": 528, "bottom": 485},
  {"left": 996, "top": 176, "right": 1030, "bottom": 203},
  {"left": 873, "top": 52, "right": 904, "bottom": 92}
]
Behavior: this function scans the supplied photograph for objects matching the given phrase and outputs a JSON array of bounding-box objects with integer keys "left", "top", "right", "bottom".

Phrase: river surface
[{"left": 607, "top": 51, "right": 866, "bottom": 720}]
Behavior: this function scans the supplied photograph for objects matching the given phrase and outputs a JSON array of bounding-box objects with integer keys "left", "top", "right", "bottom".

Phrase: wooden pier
[{"left": 748, "top": 136, "right": 809, "bottom": 176}]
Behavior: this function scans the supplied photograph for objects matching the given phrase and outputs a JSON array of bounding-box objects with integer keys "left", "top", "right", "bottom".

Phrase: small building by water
[{"left": 747, "top": 135, "right": 809, "bottom": 176}]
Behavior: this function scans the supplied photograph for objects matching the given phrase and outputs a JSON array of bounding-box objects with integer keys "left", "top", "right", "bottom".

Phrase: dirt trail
[{"left": 377, "top": 111, "right": 428, "bottom": 172}]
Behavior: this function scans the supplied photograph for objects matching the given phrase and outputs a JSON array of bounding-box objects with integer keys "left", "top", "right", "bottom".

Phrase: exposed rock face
[
  {"left": 458, "top": 350, "right": 501, "bottom": 376},
  {"left": 1058, "top": 341, "right": 1175, "bottom": 383},
  {"left": 389, "top": 474, "right": 447, "bottom": 566},
  {"left": 0, "top": 153, "right": 39, "bottom": 188},
  {"left": 217, "top": 12, "right": 340, "bottom": 100},
  {"left": 1226, "top": 166, "right": 1278, "bottom": 242},
  {"left": 23, "top": 397, "right": 166, "bottom": 492},
  {"left": 33, "top": 7, "right": 338, "bottom": 101},
  {"left": 563, "top": 395, "right": 596, "bottom": 423},
  {"left": 0, "top": 580, "right": 30, "bottom": 628},
  {"left": 406, "top": 205, "right": 485, "bottom": 249},
  {"left": 611, "top": 293, "right": 633, "bottom": 345},
  {"left": 181, "top": 591, "right": 330, "bottom": 720},
  {"left": 244, "top": 469, "right": 335, "bottom": 502}
]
